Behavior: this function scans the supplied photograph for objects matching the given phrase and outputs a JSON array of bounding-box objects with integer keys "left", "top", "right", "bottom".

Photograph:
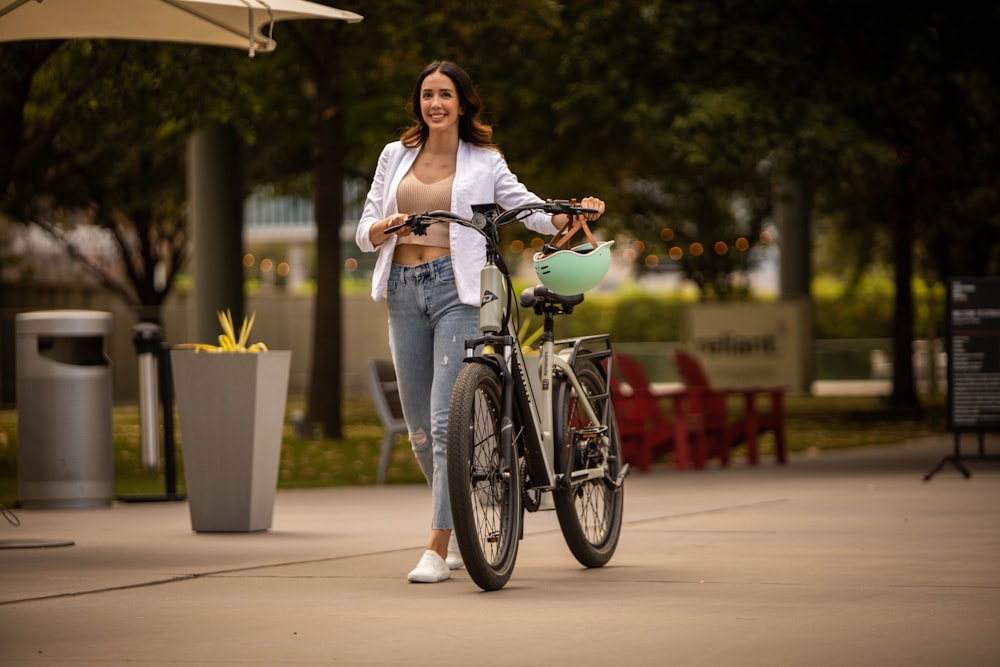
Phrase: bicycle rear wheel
[
  {"left": 447, "top": 362, "right": 522, "bottom": 591},
  {"left": 552, "top": 358, "right": 624, "bottom": 568}
]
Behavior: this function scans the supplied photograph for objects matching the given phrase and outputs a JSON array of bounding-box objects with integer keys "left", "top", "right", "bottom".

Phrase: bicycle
[{"left": 387, "top": 200, "right": 628, "bottom": 591}]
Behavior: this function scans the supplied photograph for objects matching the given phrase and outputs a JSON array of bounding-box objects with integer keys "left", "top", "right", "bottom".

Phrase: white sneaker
[
  {"left": 407, "top": 550, "right": 450, "bottom": 583},
  {"left": 446, "top": 533, "right": 464, "bottom": 570}
]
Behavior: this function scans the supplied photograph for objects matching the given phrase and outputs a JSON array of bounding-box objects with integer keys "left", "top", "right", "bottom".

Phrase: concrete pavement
[{"left": 1, "top": 434, "right": 998, "bottom": 666}]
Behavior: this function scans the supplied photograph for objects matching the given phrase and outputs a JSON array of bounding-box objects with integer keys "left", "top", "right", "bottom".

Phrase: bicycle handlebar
[{"left": 383, "top": 199, "right": 599, "bottom": 235}]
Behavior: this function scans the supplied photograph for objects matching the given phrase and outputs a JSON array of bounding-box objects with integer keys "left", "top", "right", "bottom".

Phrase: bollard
[{"left": 133, "top": 323, "right": 163, "bottom": 471}]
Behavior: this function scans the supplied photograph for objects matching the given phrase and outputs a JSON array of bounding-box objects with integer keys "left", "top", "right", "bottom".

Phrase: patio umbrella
[{"left": 0, "top": 0, "right": 363, "bottom": 56}]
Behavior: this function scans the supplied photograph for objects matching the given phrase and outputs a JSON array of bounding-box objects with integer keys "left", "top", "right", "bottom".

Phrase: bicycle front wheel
[
  {"left": 447, "top": 362, "right": 522, "bottom": 591},
  {"left": 552, "top": 358, "right": 624, "bottom": 568}
]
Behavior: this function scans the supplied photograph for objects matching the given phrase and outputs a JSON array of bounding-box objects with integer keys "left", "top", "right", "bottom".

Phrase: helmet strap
[{"left": 549, "top": 213, "right": 599, "bottom": 252}]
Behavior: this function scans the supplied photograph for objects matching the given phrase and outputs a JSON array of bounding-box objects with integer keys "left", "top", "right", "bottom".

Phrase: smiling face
[{"left": 419, "top": 71, "right": 462, "bottom": 137}]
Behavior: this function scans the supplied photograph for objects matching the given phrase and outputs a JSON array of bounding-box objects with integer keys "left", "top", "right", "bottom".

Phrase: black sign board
[
  {"left": 947, "top": 276, "right": 1000, "bottom": 432},
  {"left": 926, "top": 277, "right": 1000, "bottom": 480}
]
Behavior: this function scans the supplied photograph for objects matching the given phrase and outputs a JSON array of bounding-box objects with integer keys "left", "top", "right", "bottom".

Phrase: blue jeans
[{"left": 387, "top": 255, "right": 478, "bottom": 531}]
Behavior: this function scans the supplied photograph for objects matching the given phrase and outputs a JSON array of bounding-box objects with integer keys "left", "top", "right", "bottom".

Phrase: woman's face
[{"left": 419, "top": 71, "right": 462, "bottom": 136}]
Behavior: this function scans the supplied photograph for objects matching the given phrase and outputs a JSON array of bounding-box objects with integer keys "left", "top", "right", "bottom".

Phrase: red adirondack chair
[
  {"left": 609, "top": 353, "right": 710, "bottom": 471},
  {"left": 609, "top": 353, "right": 672, "bottom": 472},
  {"left": 670, "top": 349, "right": 788, "bottom": 468}
]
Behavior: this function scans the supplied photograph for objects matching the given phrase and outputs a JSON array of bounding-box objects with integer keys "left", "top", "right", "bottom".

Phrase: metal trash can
[{"left": 15, "top": 310, "right": 114, "bottom": 508}]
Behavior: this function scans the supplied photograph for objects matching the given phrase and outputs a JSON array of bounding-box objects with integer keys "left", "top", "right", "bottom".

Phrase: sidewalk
[{"left": 1, "top": 434, "right": 998, "bottom": 666}]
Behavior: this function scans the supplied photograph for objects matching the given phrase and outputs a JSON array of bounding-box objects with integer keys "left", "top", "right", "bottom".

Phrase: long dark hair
[{"left": 400, "top": 61, "right": 497, "bottom": 150}]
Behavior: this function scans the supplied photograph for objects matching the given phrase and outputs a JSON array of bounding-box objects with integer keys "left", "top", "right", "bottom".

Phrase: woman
[{"left": 356, "top": 60, "right": 605, "bottom": 583}]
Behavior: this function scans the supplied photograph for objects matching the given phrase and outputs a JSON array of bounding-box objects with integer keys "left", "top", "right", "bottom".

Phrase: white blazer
[{"left": 356, "top": 139, "right": 559, "bottom": 305}]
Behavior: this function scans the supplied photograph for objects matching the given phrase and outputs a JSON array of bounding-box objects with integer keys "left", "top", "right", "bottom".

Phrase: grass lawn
[{"left": 0, "top": 393, "right": 948, "bottom": 510}]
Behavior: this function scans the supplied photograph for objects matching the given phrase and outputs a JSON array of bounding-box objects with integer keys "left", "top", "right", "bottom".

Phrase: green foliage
[
  {"left": 2, "top": 40, "right": 251, "bottom": 314},
  {"left": 780, "top": 395, "right": 946, "bottom": 454},
  {"left": 278, "top": 400, "right": 424, "bottom": 488},
  {"left": 4, "top": 3, "right": 999, "bottom": 284},
  {"left": 516, "top": 279, "right": 942, "bottom": 344},
  {"left": 811, "top": 273, "right": 946, "bottom": 339},
  {"left": 562, "top": 291, "right": 685, "bottom": 342},
  {"left": 813, "top": 296, "right": 894, "bottom": 339}
]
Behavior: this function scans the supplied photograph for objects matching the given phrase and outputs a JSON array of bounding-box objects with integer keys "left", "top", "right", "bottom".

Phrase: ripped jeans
[{"left": 387, "top": 255, "right": 478, "bottom": 530}]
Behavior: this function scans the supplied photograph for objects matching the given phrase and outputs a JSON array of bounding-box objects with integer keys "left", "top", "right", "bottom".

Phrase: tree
[
  {"left": 1, "top": 40, "right": 246, "bottom": 327},
  {"left": 528, "top": 1, "right": 809, "bottom": 297},
  {"left": 5, "top": 1, "right": 997, "bottom": 421},
  {"left": 793, "top": 4, "right": 1000, "bottom": 406},
  {"left": 545, "top": 1, "right": 1000, "bottom": 405},
  {"left": 0, "top": 42, "right": 62, "bottom": 204}
]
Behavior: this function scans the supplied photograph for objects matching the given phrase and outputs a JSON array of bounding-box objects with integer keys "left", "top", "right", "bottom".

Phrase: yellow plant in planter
[
  {"left": 181, "top": 310, "right": 268, "bottom": 353},
  {"left": 170, "top": 308, "right": 289, "bottom": 532}
]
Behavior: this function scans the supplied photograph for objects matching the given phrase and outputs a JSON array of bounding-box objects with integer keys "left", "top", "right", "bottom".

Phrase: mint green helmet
[{"left": 533, "top": 240, "right": 615, "bottom": 295}]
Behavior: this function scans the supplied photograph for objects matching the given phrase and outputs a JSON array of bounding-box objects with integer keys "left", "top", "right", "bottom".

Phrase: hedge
[{"left": 518, "top": 285, "right": 946, "bottom": 343}]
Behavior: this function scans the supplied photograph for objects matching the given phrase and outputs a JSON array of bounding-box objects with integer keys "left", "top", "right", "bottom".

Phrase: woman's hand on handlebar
[
  {"left": 552, "top": 196, "right": 605, "bottom": 229},
  {"left": 378, "top": 213, "right": 412, "bottom": 243},
  {"left": 579, "top": 196, "right": 606, "bottom": 221}
]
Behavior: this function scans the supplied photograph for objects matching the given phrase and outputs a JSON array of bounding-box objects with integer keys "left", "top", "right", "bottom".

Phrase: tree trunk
[
  {"left": 305, "top": 35, "right": 345, "bottom": 438},
  {"left": 775, "top": 178, "right": 812, "bottom": 301},
  {"left": 188, "top": 126, "right": 245, "bottom": 345},
  {"left": 0, "top": 43, "right": 61, "bottom": 197},
  {"left": 890, "top": 165, "right": 920, "bottom": 407}
]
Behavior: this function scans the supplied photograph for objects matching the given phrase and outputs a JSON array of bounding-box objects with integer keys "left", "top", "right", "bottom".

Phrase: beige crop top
[{"left": 395, "top": 169, "right": 453, "bottom": 248}]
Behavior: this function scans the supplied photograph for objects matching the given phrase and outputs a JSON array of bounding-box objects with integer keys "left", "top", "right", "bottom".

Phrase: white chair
[
  {"left": 870, "top": 349, "right": 893, "bottom": 380},
  {"left": 367, "top": 358, "right": 408, "bottom": 485},
  {"left": 933, "top": 339, "right": 948, "bottom": 389}
]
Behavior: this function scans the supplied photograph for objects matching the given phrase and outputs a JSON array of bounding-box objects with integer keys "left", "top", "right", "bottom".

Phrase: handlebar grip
[
  {"left": 546, "top": 199, "right": 599, "bottom": 216},
  {"left": 384, "top": 213, "right": 427, "bottom": 235}
]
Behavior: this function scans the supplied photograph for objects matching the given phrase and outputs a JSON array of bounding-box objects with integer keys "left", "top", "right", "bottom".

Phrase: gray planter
[{"left": 170, "top": 349, "right": 291, "bottom": 532}]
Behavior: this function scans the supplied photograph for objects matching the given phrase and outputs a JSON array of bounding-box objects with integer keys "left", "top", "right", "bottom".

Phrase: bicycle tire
[
  {"left": 447, "top": 362, "right": 522, "bottom": 591},
  {"left": 552, "top": 358, "right": 624, "bottom": 568}
]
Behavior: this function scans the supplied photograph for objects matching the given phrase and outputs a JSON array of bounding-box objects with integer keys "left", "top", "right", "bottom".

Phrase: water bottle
[{"left": 480, "top": 264, "right": 505, "bottom": 334}]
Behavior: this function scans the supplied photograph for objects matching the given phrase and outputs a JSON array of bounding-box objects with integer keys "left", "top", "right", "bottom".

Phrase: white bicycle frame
[{"left": 473, "top": 287, "right": 612, "bottom": 493}]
